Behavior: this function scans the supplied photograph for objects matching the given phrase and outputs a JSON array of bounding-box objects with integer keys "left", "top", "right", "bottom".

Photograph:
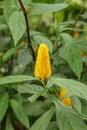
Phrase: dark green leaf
[
  {"left": 24, "top": 101, "right": 49, "bottom": 116},
  {"left": 31, "top": 107, "right": 54, "bottom": 130},
  {"left": 6, "top": 114, "right": 14, "bottom": 130},
  {"left": 0, "top": 93, "right": 9, "bottom": 122},
  {"left": 10, "top": 99, "right": 29, "bottom": 129},
  {"left": 46, "top": 121, "right": 59, "bottom": 130}
]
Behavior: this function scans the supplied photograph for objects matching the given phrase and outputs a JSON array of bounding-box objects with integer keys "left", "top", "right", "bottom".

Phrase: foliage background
[{"left": 0, "top": 0, "right": 87, "bottom": 130}]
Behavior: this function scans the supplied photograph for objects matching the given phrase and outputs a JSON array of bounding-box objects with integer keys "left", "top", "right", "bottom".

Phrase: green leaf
[
  {"left": 4, "top": 0, "right": 18, "bottom": 21},
  {"left": 29, "top": 3, "right": 68, "bottom": 16},
  {"left": 0, "top": 93, "right": 9, "bottom": 122},
  {"left": 28, "top": 93, "right": 41, "bottom": 102},
  {"left": 75, "top": 38, "right": 87, "bottom": 53},
  {"left": 8, "top": 10, "right": 26, "bottom": 45},
  {"left": 62, "top": 33, "right": 82, "bottom": 79},
  {"left": 71, "top": 96, "right": 81, "bottom": 113},
  {"left": 31, "top": 107, "right": 54, "bottom": 130},
  {"left": 18, "top": 84, "right": 44, "bottom": 94},
  {"left": 3, "top": 45, "right": 21, "bottom": 62},
  {"left": 6, "top": 114, "right": 14, "bottom": 130},
  {"left": 33, "top": 35, "right": 53, "bottom": 53},
  {"left": 51, "top": 77, "right": 87, "bottom": 100},
  {"left": 0, "top": 23, "right": 8, "bottom": 31},
  {"left": 10, "top": 99, "right": 30, "bottom": 129},
  {"left": 24, "top": 101, "right": 49, "bottom": 116},
  {"left": 0, "top": 75, "right": 35, "bottom": 85},
  {"left": 46, "top": 121, "right": 59, "bottom": 130},
  {"left": 54, "top": 99, "right": 87, "bottom": 130}
]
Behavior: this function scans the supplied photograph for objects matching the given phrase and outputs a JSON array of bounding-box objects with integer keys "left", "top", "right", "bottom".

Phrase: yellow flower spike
[
  {"left": 73, "top": 32, "right": 79, "bottom": 39},
  {"left": 85, "top": 36, "right": 87, "bottom": 40},
  {"left": 60, "top": 88, "right": 72, "bottom": 107},
  {"left": 34, "top": 44, "right": 52, "bottom": 80}
]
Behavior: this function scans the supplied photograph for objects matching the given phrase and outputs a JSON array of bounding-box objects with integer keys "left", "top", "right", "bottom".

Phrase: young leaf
[
  {"left": 62, "top": 33, "right": 82, "bottom": 79},
  {"left": 31, "top": 107, "right": 54, "bottom": 130},
  {"left": 10, "top": 99, "right": 30, "bottom": 129},
  {"left": 29, "top": 3, "right": 68, "bottom": 16},
  {"left": 0, "top": 75, "right": 35, "bottom": 85},
  {"left": 50, "top": 77, "right": 87, "bottom": 101},
  {"left": 6, "top": 114, "right": 14, "bottom": 130},
  {"left": 0, "top": 93, "right": 9, "bottom": 122},
  {"left": 8, "top": 11, "right": 26, "bottom": 45},
  {"left": 54, "top": 99, "right": 87, "bottom": 130}
]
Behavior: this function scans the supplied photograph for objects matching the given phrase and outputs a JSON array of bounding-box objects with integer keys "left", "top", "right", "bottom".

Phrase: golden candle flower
[
  {"left": 60, "top": 88, "right": 72, "bottom": 107},
  {"left": 34, "top": 44, "right": 52, "bottom": 80}
]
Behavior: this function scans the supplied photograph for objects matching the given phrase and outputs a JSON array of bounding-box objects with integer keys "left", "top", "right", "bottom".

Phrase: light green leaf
[
  {"left": 51, "top": 77, "right": 87, "bottom": 100},
  {"left": 8, "top": 10, "right": 26, "bottom": 45},
  {"left": 0, "top": 23, "right": 8, "bottom": 31},
  {"left": 3, "top": 45, "right": 21, "bottom": 62},
  {"left": 31, "top": 107, "right": 54, "bottom": 130},
  {"left": 24, "top": 101, "right": 49, "bottom": 116},
  {"left": 29, "top": 3, "right": 68, "bottom": 16},
  {"left": 33, "top": 35, "right": 53, "bottom": 53},
  {"left": 28, "top": 93, "right": 41, "bottom": 102},
  {"left": 6, "top": 114, "right": 14, "bottom": 130},
  {"left": 62, "top": 33, "right": 82, "bottom": 79},
  {"left": 18, "top": 84, "right": 44, "bottom": 94},
  {"left": 10, "top": 99, "right": 30, "bottom": 129},
  {"left": 0, "top": 93, "right": 9, "bottom": 122},
  {"left": 54, "top": 99, "right": 87, "bottom": 130},
  {"left": 71, "top": 96, "right": 81, "bottom": 113},
  {"left": 0, "top": 75, "right": 35, "bottom": 85},
  {"left": 4, "top": 0, "right": 18, "bottom": 21},
  {"left": 75, "top": 38, "right": 87, "bottom": 53}
]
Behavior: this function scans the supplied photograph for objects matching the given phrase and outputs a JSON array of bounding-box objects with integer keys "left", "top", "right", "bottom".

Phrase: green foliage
[
  {"left": 0, "top": 75, "right": 35, "bottom": 84},
  {"left": 62, "top": 33, "right": 82, "bottom": 79},
  {"left": 0, "top": 93, "right": 9, "bottom": 122},
  {"left": 0, "top": 0, "right": 87, "bottom": 129},
  {"left": 51, "top": 78, "right": 87, "bottom": 100},
  {"left": 54, "top": 99, "right": 87, "bottom": 130},
  {"left": 31, "top": 107, "right": 54, "bottom": 130},
  {"left": 6, "top": 114, "right": 14, "bottom": 130},
  {"left": 10, "top": 99, "right": 30, "bottom": 129},
  {"left": 29, "top": 3, "right": 68, "bottom": 16}
]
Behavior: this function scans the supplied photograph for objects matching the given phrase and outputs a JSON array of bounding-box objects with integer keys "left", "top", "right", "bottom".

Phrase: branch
[
  {"left": 18, "top": 0, "right": 36, "bottom": 61},
  {"left": 52, "top": 44, "right": 62, "bottom": 54},
  {"left": 72, "top": 0, "right": 85, "bottom": 34}
]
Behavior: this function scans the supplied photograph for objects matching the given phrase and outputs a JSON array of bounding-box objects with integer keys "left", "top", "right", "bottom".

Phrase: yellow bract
[
  {"left": 60, "top": 88, "right": 72, "bottom": 107},
  {"left": 34, "top": 44, "right": 52, "bottom": 80},
  {"left": 73, "top": 32, "right": 79, "bottom": 39}
]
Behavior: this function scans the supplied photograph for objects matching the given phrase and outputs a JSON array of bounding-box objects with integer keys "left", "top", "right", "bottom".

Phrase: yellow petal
[
  {"left": 60, "top": 88, "right": 72, "bottom": 107},
  {"left": 34, "top": 44, "right": 52, "bottom": 80}
]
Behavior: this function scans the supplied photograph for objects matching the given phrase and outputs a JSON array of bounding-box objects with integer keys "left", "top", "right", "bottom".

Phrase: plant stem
[
  {"left": 71, "top": 0, "right": 85, "bottom": 34},
  {"left": 18, "top": 0, "right": 36, "bottom": 61}
]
